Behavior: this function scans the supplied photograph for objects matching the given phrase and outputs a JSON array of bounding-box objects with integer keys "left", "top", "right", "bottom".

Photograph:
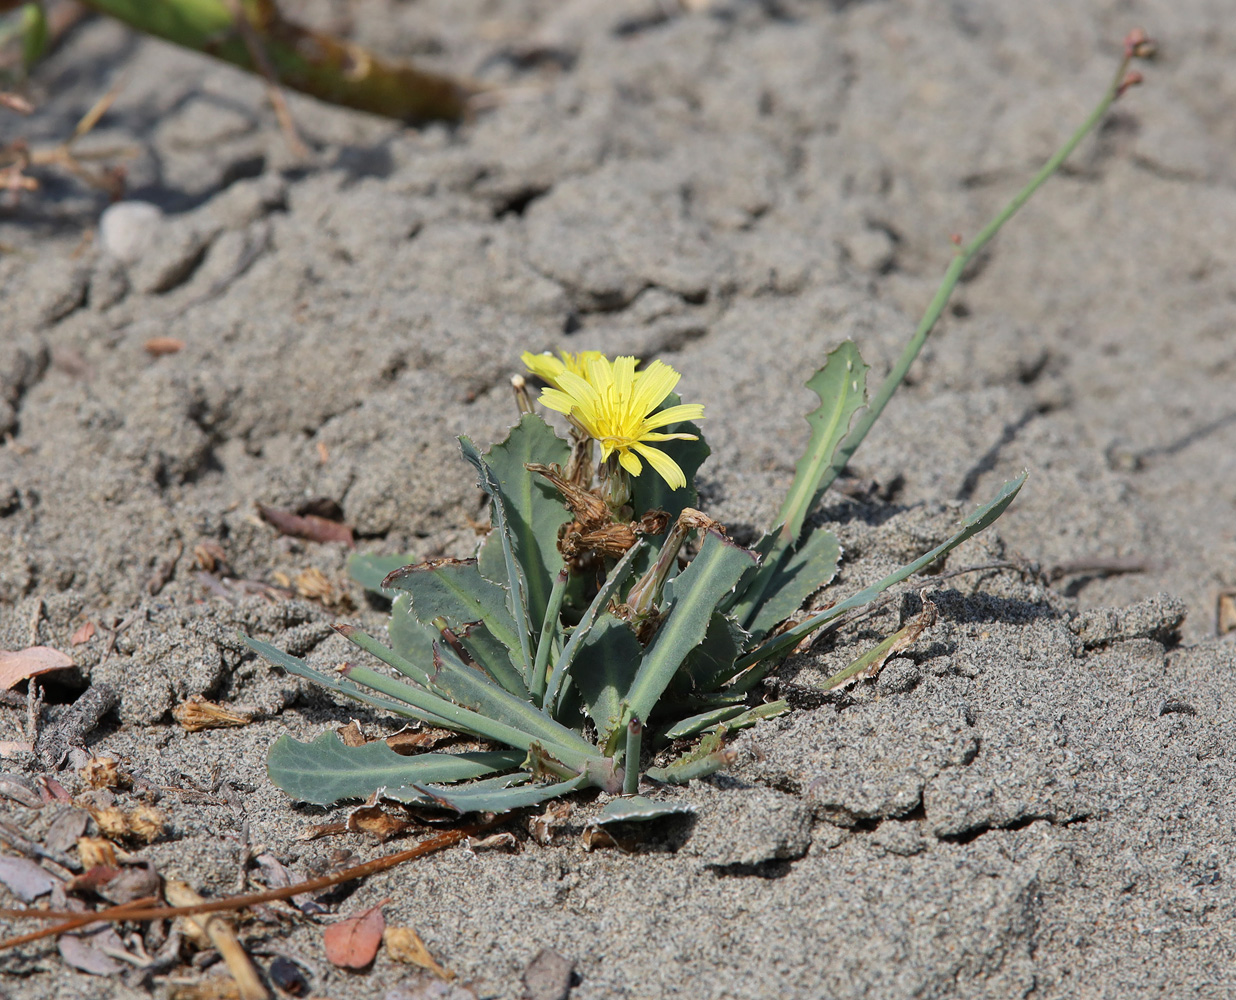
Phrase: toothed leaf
[
  {"left": 476, "top": 414, "right": 572, "bottom": 635},
  {"left": 775, "top": 342, "right": 869, "bottom": 546},
  {"left": 623, "top": 532, "right": 757, "bottom": 723},
  {"left": 267, "top": 730, "right": 523, "bottom": 807},
  {"left": 594, "top": 796, "right": 696, "bottom": 825}
]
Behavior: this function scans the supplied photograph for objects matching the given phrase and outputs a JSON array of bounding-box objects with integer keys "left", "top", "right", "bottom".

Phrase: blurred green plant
[
  {"left": 4, "top": 0, "right": 472, "bottom": 122},
  {"left": 246, "top": 33, "right": 1154, "bottom": 820}
]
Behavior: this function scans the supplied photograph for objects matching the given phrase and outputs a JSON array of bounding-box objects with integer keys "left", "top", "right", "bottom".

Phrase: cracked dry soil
[{"left": 2, "top": 1, "right": 1236, "bottom": 998}]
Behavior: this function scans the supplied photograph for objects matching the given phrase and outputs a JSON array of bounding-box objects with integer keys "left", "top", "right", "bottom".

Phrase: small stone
[
  {"left": 99, "top": 201, "right": 165, "bottom": 266},
  {"left": 523, "top": 948, "right": 575, "bottom": 1000}
]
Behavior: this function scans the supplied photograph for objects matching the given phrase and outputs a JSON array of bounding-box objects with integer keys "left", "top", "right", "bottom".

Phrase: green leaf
[
  {"left": 476, "top": 414, "right": 572, "bottom": 636},
  {"left": 459, "top": 437, "right": 536, "bottom": 682},
  {"left": 775, "top": 342, "right": 869, "bottom": 547},
  {"left": 572, "top": 617, "right": 643, "bottom": 744},
  {"left": 735, "top": 471, "right": 1029, "bottom": 676},
  {"left": 645, "top": 748, "right": 736, "bottom": 785},
  {"left": 457, "top": 621, "right": 532, "bottom": 701},
  {"left": 339, "top": 628, "right": 599, "bottom": 765},
  {"left": 673, "top": 611, "right": 749, "bottom": 694},
  {"left": 630, "top": 393, "right": 709, "bottom": 523},
  {"left": 623, "top": 532, "right": 757, "bottom": 723},
  {"left": 244, "top": 634, "right": 453, "bottom": 727},
  {"left": 729, "top": 528, "right": 842, "bottom": 643},
  {"left": 594, "top": 796, "right": 696, "bottom": 825},
  {"left": 20, "top": 3, "right": 49, "bottom": 70},
  {"left": 413, "top": 773, "right": 588, "bottom": 814},
  {"left": 383, "top": 559, "right": 525, "bottom": 694},
  {"left": 347, "top": 552, "right": 416, "bottom": 597},
  {"left": 543, "top": 539, "right": 646, "bottom": 712},
  {"left": 266, "top": 731, "right": 523, "bottom": 807},
  {"left": 387, "top": 593, "right": 436, "bottom": 673},
  {"left": 661, "top": 704, "right": 748, "bottom": 740}
]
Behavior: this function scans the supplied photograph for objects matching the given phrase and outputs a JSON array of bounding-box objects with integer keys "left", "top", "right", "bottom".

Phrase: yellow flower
[
  {"left": 538, "top": 355, "right": 704, "bottom": 490},
  {"left": 521, "top": 350, "right": 608, "bottom": 389}
]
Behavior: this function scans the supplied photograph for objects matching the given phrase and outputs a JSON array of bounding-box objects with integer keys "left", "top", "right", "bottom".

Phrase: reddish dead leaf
[
  {"left": 257, "top": 503, "right": 354, "bottom": 547},
  {"left": 144, "top": 337, "right": 185, "bottom": 357},
  {"left": 323, "top": 900, "right": 389, "bottom": 969},
  {"left": 347, "top": 803, "right": 413, "bottom": 843},
  {"left": 0, "top": 645, "right": 74, "bottom": 690},
  {"left": 66, "top": 864, "right": 122, "bottom": 895},
  {"left": 70, "top": 621, "right": 97, "bottom": 646},
  {"left": 38, "top": 775, "right": 72, "bottom": 803}
]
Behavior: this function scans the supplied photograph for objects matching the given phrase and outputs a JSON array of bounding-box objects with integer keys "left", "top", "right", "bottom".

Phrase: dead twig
[{"left": 0, "top": 819, "right": 497, "bottom": 950}]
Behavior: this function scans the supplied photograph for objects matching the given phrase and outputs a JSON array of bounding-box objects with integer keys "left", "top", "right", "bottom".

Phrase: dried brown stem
[{"left": 0, "top": 821, "right": 492, "bottom": 950}]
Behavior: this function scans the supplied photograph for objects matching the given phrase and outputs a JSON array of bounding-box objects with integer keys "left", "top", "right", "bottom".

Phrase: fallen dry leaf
[
  {"left": 336, "top": 720, "right": 366, "bottom": 746},
  {"left": 81, "top": 756, "right": 127, "bottom": 790},
  {"left": 323, "top": 900, "right": 389, "bottom": 969},
  {"left": 0, "top": 773, "right": 42, "bottom": 808},
  {"left": 70, "top": 621, "right": 97, "bottom": 646},
  {"left": 384, "top": 925, "right": 454, "bottom": 980},
  {"left": 58, "top": 926, "right": 128, "bottom": 976},
  {"left": 1218, "top": 591, "right": 1236, "bottom": 636},
  {"left": 144, "top": 336, "right": 185, "bottom": 356},
  {"left": 0, "top": 855, "right": 58, "bottom": 901},
  {"left": 66, "top": 864, "right": 123, "bottom": 895},
  {"left": 0, "top": 645, "right": 74, "bottom": 690},
  {"left": 256, "top": 503, "right": 354, "bottom": 547},
  {"left": 78, "top": 836, "right": 119, "bottom": 869},
  {"left": 387, "top": 725, "right": 457, "bottom": 754},
  {"left": 173, "top": 695, "right": 252, "bottom": 732},
  {"left": 346, "top": 802, "right": 413, "bottom": 842}
]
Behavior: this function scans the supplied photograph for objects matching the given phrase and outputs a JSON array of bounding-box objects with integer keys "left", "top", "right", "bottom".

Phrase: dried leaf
[
  {"left": 38, "top": 775, "right": 72, "bottom": 803},
  {"left": 127, "top": 804, "right": 166, "bottom": 843},
  {"left": 253, "top": 853, "right": 323, "bottom": 914},
  {"left": 0, "top": 855, "right": 58, "bottom": 901},
  {"left": 386, "top": 725, "right": 456, "bottom": 754},
  {"left": 347, "top": 803, "right": 413, "bottom": 842},
  {"left": 45, "top": 808, "right": 90, "bottom": 853},
  {"left": 81, "top": 756, "right": 127, "bottom": 790},
  {"left": 193, "top": 540, "right": 229, "bottom": 573},
  {"left": 466, "top": 832, "right": 518, "bottom": 853},
  {"left": 66, "top": 865, "right": 122, "bottom": 895},
  {"left": 1218, "top": 591, "right": 1236, "bottom": 636},
  {"left": 323, "top": 900, "right": 388, "bottom": 969},
  {"left": 70, "top": 621, "right": 97, "bottom": 646},
  {"left": 144, "top": 336, "right": 185, "bottom": 356},
  {"left": 0, "top": 741, "right": 35, "bottom": 758},
  {"left": 77, "top": 836, "right": 118, "bottom": 869},
  {"left": 99, "top": 861, "right": 161, "bottom": 904},
  {"left": 58, "top": 927, "right": 127, "bottom": 976},
  {"left": 384, "top": 926, "right": 454, "bottom": 980},
  {"left": 0, "top": 645, "right": 73, "bottom": 690},
  {"left": 257, "top": 503, "right": 354, "bottom": 547},
  {"left": 527, "top": 801, "right": 571, "bottom": 845},
  {"left": 0, "top": 773, "right": 42, "bottom": 808},
  {"left": 336, "top": 720, "right": 366, "bottom": 747},
  {"left": 173, "top": 695, "right": 252, "bottom": 732}
]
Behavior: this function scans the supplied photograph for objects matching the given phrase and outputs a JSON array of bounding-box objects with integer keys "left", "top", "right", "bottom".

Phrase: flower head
[
  {"left": 521, "top": 350, "right": 608, "bottom": 389},
  {"left": 538, "top": 355, "right": 704, "bottom": 490}
]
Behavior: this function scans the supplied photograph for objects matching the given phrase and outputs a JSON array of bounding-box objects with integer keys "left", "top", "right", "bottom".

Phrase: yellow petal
[
  {"left": 641, "top": 403, "right": 705, "bottom": 431},
  {"left": 632, "top": 442, "right": 686, "bottom": 490},
  {"left": 637, "top": 431, "right": 699, "bottom": 443},
  {"left": 629, "top": 360, "right": 679, "bottom": 416},
  {"left": 539, "top": 387, "right": 579, "bottom": 415},
  {"left": 618, "top": 448, "right": 643, "bottom": 477},
  {"left": 522, "top": 351, "right": 567, "bottom": 386}
]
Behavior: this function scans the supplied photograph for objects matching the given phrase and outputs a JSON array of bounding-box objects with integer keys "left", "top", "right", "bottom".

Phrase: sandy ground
[{"left": 2, "top": 0, "right": 1235, "bottom": 997}]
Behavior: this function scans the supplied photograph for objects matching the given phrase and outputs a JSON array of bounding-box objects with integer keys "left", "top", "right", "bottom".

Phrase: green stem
[
  {"left": 531, "top": 570, "right": 567, "bottom": 706},
  {"left": 76, "top": 0, "right": 471, "bottom": 123},
  {"left": 623, "top": 715, "right": 643, "bottom": 795},
  {"left": 814, "top": 53, "right": 1134, "bottom": 499}
]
